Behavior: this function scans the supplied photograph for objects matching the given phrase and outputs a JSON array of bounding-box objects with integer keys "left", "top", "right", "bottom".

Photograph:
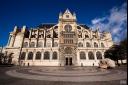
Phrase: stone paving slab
[{"left": 6, "top": 66, "right": 127, "bottom": 82}]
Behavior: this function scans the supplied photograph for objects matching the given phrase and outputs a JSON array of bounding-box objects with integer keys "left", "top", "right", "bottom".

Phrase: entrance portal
[
  {"left": 65, "top": 57, "right": 72, "bottom": 66},
  {"left": 69, "top": 58, "right": 72, "bottom": 65},
  {"left": 66, "top": 58, "right": 68, "bottom": 65}
]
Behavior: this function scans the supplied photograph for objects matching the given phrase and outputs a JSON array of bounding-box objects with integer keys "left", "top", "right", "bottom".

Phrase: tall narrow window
[
  {"left": 86, "top": 42, "right": 91, "bottom": 47},
  {"left": 94, "top": 42, "right": 98, "bottom": 48},
  {"left": 35, "top": 52, "right": 41, "bottom": 60},
  {"left": 80, "top": 52, "right": 86, "bottom": 59},
  {"left": 52, "top": 52, "right": 57, "bottom": 59},
  {"left": 27, "top": 52, "right": 33, "bottom": 60},
  {"left": 88, "top": 52, "right": 94, "bottom": 60},
  {"left": 78, "top": 42, "right": 83, "bottom": 47},
  {"left": 44, "top": 51, "right": 50, "bottom": 60},
  {"left": 21, "top": 52, "right": 26, "bottom": 60},
  {"left": 96, "top": 51, "right": 102, "bottom": 59},
  {"left": 46, "top": 42, "right": 51, "bottom": 47},
  {"left": 101, "top": 43, "right": 105, "bottom": 48},
  {"left": 54, "top": 42, "right": 58, "bottom": 47},
  {"left": 38, "top": 42, "right": 42, "bottom": 47},
  {"left": 23, "top": 42, "right": 28, "bottom": 48},
  {"left": 30, "top": 42, "right": 35, "bottom": 48}
]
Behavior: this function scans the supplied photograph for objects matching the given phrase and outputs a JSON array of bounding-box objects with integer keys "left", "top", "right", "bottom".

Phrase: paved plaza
[{"left": 0, "top": 65, "right": 127, "bottom": 85}]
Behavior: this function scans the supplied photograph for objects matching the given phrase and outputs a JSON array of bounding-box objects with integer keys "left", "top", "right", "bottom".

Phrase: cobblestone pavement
[{"left": 0, "top": 65, "right": 127, "bottom": 85}]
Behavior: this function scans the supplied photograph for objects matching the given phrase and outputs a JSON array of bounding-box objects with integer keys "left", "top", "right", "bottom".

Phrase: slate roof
[
  {"left": 38, "top": 23, "right": 56, "bottom": 29},
  {"left": 79, "top": 24, "right": 90, "bottom": 29},
  {"left": 37, "top": 23, "right": 90, "bottom": 29}
]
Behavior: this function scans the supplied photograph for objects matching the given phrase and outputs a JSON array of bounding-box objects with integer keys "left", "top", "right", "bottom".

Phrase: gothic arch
[
  {"left": 30, "top": 42, "right": 35, "bottom": 48},
  {"left": 78, "top": 42, "right": 83, "bottom": 47},
  {"left": 88, "top": 51, "right": 94, "bottom": 60},
  {"left": 44, "top": 51, "right": 50, "bottom": 60},
  {"left": 65, "top": 47, "right": 72, "bottom": 54},
  {"left": 54, "top": 42, "right": 58, "bottom": 47},
  {"left": 96, "top": 51, "right": 102, "bottom": 59},
  {"left": 86, "top": 42, "right": 91, "bottom": 47},
  {"left": 35, "top": 51, "right": 41, "bottom": 60},
  {"left": 64, "top": 24, "right": 72, "bottom": 32},
  {"left": 21, "top": 52, "right": 26, "bottom": 60},
  {"left": 52, "top": 51, "right": 58, "bottom": 59},
  {"left": 23, "top": 42, "right": 28, "bottom": 48},
  {"left": 94, "top": 42, "right": 98, "bottom": 48},
  {"left": 38, "top": 42, "right": 43, "bottom": 47},
  {"left": 27, "top": 52, "right": 33, "bottom": 60},
  {"left": 101, "top": 43, "right": 105, "bottom": 48},
  {"left": 80, "top": 51, "right": 86, "bottom": 59}
]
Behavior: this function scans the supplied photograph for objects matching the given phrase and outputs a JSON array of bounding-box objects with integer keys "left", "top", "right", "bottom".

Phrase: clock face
[{"left": 64, "top": 25, "right": 72, "bottom": 32}]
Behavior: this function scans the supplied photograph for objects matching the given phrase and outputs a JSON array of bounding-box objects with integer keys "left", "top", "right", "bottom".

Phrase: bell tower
[
  {"left": 58, "top": 9, "right": 78, "bottom": 66},
  {"left": 59, "top": 9, "right": 77, "bottom": 23}
]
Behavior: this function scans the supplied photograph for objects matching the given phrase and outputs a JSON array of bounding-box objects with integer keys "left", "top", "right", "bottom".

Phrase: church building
[{"left": 5, "top": 9, "right": 113, "bottom": 66}]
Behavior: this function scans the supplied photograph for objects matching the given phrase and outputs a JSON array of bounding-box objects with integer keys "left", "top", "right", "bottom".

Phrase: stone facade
[{"left": 5, "top": 9, "right": 113, "bottom": 66}]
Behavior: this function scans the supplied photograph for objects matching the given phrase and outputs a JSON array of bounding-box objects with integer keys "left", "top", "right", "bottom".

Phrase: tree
[
  {"left": 120, "top": 38, "right": 127, "bottom": 59},
  {"left": 105, "top": 38, "right": 127, "bottom": 65},
  {"left": 104, "top": 45, "right": 121, "bottom": 65}
]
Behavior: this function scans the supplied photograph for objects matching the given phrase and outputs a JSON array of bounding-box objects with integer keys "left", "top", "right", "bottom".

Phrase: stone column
[
  {"left": 86, "top": 50, "right": 89, "bottom": 60},
  {"left": 36, "top": 30, "right": 39, "bottom": 47},
  {"left": 77, "top": 50, "right": 80, "bottom": 66},
  {"left": 41, "top": 50, "right": 44, "bottom": 61},
  {"left": 33, "top": 50, "right": 36, "bottom": 61},
  {"left": 94, "top": 51, "right": 97, "bottom": 61},
  {"left": 50, "top": 50, "right": 53, "bottom": 61},
  {"left": 29, "top": 29, "right": 32, "bottom": 39},
  {"left": 102, "top": 51, "right": 105, "bottom": 59},
  {"left": 25, "top": 51, "right": 28, "bottom": 61}
]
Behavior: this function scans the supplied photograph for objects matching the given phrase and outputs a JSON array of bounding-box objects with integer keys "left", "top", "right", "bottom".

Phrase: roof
[
  {"left": 37, "top": 23, "right": 90, "bottom": 30},
  {"left": 79, "top": 24, "right": 90, "bottom": 29},
  {"left": 38, "top": 23, "right": 56, "bottom": 29}
]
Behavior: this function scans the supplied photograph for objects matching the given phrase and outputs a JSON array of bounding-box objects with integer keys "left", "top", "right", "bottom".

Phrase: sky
[{"left": 0, "top": 0, "right": 127, "bottom": 46}]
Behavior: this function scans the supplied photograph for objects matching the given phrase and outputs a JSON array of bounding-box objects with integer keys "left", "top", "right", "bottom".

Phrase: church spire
[{"left": 64, "top": 8, "right": 72, "bottom": 14}]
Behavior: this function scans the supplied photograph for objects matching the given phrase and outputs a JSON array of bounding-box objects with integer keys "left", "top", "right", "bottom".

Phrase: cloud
[
  {"left": 92, "top": 17, "right": 106, "bottom": 24},
  {"left": 91, "top": 2, "right": 127, "bottom": 43}
]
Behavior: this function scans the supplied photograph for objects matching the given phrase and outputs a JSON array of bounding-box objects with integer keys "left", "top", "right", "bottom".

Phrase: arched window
[
  {"left": 21, "top": 52, "right": 26, "bottom": 60},
  {"left": 54, "top": 42, "right": 58, "bottom": 47},
  {"left": 23, "top": 42, "right": 28, "bottom": 48},
  {"left": 78, "top": 31, "right": 82, "bottom": 38},
  {"left": 80, "top": 52, "right": 86, "bottom": 59},
  {"left": 85, "top": 31, "right": 89, "bottom": 39},
  {"left": 64, "top": 25, "right": 72, "bottom": 32},
  {"left": 52, "top": 52, "right": 57, "bottom": 59},
  {"left": 46, "top": 42, "right": 51, "bottom": 47},
  {"left": 86, "top": 42, "right": 91, "bottom": 47},
  {"left": 44, "top": 51, "right": 50, "bottom": 60},
  {"left": 101, "top": 43, "right": 105, "bottom": 48},
  {"left": 88, "top": 51, "right": 94, "bottom": 60},
  {"left": 78, "top": 42, "right": 83, "bottom": 47},
  {"left": 65, "top": 47, "right": 72, "bottom": 54},
  {"left": 38, "top": 42, "right": 42, "bottom": 47},
  {"left": 94, "top": 42, "right": 98, "bottom": 48},
  {"left": 35, "top": 52, "right": 41, "bottom": 60},
  {"left": 85, "top": 34, "right": 89, "bottom": 38},
  {"left": 27, "top": 52, "right": 33, "bottom": 60},
  {"left": 30, "top": 42, "right": 35, "bottom": 48},
  {"left": 96, "top": 51, "right": 102, "bottom": 59}
]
